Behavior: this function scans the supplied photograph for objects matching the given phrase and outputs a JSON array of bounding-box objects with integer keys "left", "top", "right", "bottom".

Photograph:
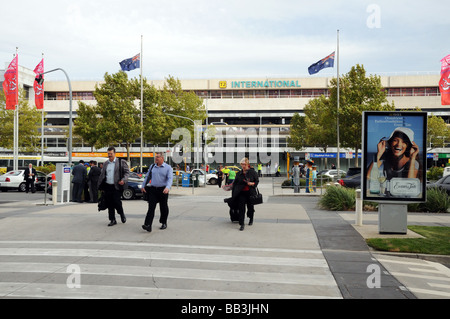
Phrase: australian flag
[
  {"left": 308, "top": 52, "right": 335, "bottom": 75},
  {"left": 119, "top": 53, "right": 140, "bottom": 71}
]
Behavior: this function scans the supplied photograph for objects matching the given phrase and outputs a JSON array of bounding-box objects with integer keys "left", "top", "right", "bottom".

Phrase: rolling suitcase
[{"left": 229, "top": 208, "right": 239, "bottom": 222}]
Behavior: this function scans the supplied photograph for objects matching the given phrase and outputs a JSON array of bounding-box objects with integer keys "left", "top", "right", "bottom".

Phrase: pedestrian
[
  {"left": 83, "top": 162, "right": 91, "bottom": 202},
  {"left": 222, "top": 165, "right": 230, "bottom": 184},
  {"left": 305, "top": 159, "right": 314, "bottom": 193},
  {"left": 257, "top": 163, "right": 262, "bottom": 177},
  {"left": 98, "top": 147, "right": 129, "bottom": 226},
  {"left": 71, "top": 160, "right": 87, "bottom": 202},
  {"left": 23, "top": 163, "right": 37, "bottom": 193},
  {"left": 312, "top": 166, "right": 317, "bottom": 192},
  {"left": 290, "top": 158, "right": 300, "bottom": 193},
  {"left": 141, "top": 152, "right": 173, "bottom": 232},
  {"left": 217, "top": 165, "right": 224, "bottom": 188},
  {"left": 88, "top": 160, "right": 101, "bottom": 203},
  {"left": 228, "top": 168, "right": 236, "bottom": 185},
  {"left": 230, "top": 157, "right": 259, "bottom": 231}
]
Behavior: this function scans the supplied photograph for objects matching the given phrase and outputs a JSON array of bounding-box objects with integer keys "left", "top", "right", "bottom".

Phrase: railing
[{"left": 270, "top": 176, "right": 337, "bottom": 196}]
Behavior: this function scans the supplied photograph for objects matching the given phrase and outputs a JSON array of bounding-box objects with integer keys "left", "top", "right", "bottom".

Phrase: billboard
[{"left": 362, "top": 111, "right": 427, "bottom": 202}]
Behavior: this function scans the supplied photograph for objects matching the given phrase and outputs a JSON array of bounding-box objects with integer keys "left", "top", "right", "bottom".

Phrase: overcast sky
[{"left": 1, "top": 0, "right": 448, "bottom": 81}]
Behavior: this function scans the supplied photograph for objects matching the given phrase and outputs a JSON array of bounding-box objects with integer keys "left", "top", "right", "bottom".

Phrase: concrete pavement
[{"left": 0, "top": 179, "right": 449, "bottom": 299}]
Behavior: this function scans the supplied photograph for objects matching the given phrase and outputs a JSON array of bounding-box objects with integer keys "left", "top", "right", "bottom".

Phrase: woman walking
[{"left": 231, "top": 158, "right": 259, "bottom": 231}]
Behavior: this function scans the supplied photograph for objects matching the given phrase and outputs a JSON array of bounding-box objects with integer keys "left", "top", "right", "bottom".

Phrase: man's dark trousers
[
  {"left": 144, "top": 186, "right": 169, "bottom": 226},
  {"left": 104, "top": 184, "right": 125, "bottom": 221}
]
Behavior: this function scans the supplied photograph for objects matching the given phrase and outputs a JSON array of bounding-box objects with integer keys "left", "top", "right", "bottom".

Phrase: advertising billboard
[{"left": 362, "top": 111, "right": 427, "bottom": 202}]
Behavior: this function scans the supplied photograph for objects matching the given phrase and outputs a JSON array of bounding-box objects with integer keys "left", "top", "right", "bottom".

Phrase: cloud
[{"left": 0, "top": 0, "right": 446, "bottom": 80}]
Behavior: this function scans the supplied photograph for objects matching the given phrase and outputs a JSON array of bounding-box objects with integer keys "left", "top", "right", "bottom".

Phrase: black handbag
[{"left": 249, "top": 188, "right": 263, "bottom": 205}]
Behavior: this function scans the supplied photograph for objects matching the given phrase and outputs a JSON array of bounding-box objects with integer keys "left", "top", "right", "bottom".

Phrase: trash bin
[{"left": 182, "top": 173, "right": 191, "bottom": 187}]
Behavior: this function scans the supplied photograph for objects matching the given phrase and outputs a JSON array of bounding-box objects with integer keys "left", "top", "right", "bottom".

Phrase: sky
[{"left": 1, "top": 0, "right": 448, "bottom": 81}]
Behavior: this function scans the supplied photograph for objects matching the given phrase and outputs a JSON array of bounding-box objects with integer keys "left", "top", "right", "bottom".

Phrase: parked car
[
  {"left": 346, "top": 167, "right": 361, "bottom": 177},
  {"left": 122, "top": 176, "right": 144, "bottom": 200},
  {"left": 427, "top": 175, "right": 450, "bottom": 195},
  {"left": 338, "top": 173, "right": 362, "bottom": 188},
  {"left": 0, "top": 170, "right": 42, "bottom": 192},
  {"left": 189, "top": 169, "right": 207, "bottom": 186},
  {"left": 317, "top": 169, "right": 346, "bottom": 179}
]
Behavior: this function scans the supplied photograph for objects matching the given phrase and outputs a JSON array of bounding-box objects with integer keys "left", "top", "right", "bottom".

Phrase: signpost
[{"left": 362, "top": 111, "right": 427, "bottom": 234}]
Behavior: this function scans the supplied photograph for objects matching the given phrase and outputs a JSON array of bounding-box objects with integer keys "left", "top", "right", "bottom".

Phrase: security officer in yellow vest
[{"left": 257, "top": 163, "right": 262, "bottom": 177}]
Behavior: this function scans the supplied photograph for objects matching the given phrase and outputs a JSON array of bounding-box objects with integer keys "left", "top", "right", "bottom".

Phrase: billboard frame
[{"left": 362, "top": 111, "right": 427, "bottom": 203}]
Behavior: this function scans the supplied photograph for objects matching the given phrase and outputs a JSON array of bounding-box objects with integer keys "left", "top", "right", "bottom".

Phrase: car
[
  {"left": 338, "top": 173, "right": 362, "bottom": 188},
  {"left": 346, "top": 167, "right": 361, "bottom": 177},
  {"left": 0, "top": 170, "right": 40, "bottom": 192},
  {"left": 189, "top": 169, "right": 207, "bottom": 186},
  {"left": 317, "top": 169, "right": 346, "bottom": 179},
  {"left": 427, "top": 175, "right": 450, "bottom": 195},
  {"left": 122, "top": 177, "right": 145, "bottom": 200}
]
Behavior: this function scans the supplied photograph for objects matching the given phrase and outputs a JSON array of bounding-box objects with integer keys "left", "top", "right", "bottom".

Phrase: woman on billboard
[{"left": 367, "top": 127, "right": 421, "bottom": 196}]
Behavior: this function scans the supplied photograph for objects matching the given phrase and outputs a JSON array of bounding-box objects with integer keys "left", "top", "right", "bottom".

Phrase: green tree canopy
[{"left": 0, "top": 88, "right": 43, "bottom": 153}]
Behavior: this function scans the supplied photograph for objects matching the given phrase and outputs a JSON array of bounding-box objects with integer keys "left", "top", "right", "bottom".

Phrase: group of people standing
[
  {"left": 290, "top": 159, "right": 317, "bottom": 193},
  {"left": 71, "top": 159, "right": 102, "bottom": 203}
]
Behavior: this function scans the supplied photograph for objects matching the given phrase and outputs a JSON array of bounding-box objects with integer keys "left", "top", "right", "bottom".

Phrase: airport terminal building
[{"left": 0, "top": 65, "right": 447, "bottom": 172}]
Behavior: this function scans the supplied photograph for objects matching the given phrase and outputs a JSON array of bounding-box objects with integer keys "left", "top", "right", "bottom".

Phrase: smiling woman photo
[{"left": 367, "top": 127, "right": 421, "bottom": 195}]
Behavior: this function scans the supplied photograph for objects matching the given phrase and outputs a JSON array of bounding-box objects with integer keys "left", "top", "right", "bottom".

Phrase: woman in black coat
[{"left": 231, "top": 158, "right": 259, "bottom": 231}]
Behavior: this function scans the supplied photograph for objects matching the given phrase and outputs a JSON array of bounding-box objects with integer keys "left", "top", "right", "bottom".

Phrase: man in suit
[
  {"left": 71, "top": 160, "right": 87, "bottom": 202},
  {"left": 98, "top": 146, "right": 130, "bottom": 226},
  {"left": 88, "top": 160, "right": 101, "bottom": 203},
  {"left": 23, "top": 163, "right": 37, "bottom": 193}
]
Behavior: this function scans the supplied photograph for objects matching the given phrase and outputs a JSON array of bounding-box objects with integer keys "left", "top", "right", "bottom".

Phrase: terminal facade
[{"left": 0, "top": 65, "right": 447, "bottom": 173}]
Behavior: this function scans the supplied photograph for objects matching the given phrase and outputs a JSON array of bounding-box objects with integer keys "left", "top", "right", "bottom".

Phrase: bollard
[
  {"left": 355, "top": 189, "right": 363, "bottom": 226},
  {"left": 52, "top": 180, "right": 58, "bottom": 206}
]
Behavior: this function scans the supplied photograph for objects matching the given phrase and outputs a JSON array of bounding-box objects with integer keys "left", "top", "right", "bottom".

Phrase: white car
[
  {"left": 0, "top": 170, "right": 37, "bottom": 192},
  {"left": 317, "top": 169, "right": 346, "bottom": 179}
]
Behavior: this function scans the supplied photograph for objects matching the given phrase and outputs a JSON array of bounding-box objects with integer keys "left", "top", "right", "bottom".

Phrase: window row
[{"left": 42, "top": 87, "right": 440, "bottom": 101}]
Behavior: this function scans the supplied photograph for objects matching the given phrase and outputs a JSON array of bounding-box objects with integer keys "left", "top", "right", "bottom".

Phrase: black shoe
[
  {"left": 120, "top": 214, "right": 126, "bottom": 223},
  {"left": 142, "top": 225, "right": 152, "bottom": 232},
  {"left": 160, "top": 224, "right": 167, "bottom": 230},
  {"left": 239, "top": 225, "right": 245, "bottom": 231},
  {"left": 249, "top": 218, "right": 253, "bottom": 226},
  {"left": 108, "top": 220, "right": 117, "bottom": 226}
]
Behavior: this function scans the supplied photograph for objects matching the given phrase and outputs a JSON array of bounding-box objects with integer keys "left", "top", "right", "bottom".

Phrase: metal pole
[
  {"left": 140, "top": 34, "right": 144, "bottom": 173},
  {"left": 336, "top": 30, "right": 340, "bottom": 177},
  {"left": 42, "top": 68, "right": 73, "bottom": 166}
]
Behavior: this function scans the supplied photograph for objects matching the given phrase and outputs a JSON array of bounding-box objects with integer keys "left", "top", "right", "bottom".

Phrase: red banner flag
[
  {"left": 33, "top": 58, "right": 44, "bottom": 109},
  {"left": 440, "top": 54, "right": 450, "bottom": 106},
  {"left": 2, "top": 55, "right": 18, "bottom": 110}
]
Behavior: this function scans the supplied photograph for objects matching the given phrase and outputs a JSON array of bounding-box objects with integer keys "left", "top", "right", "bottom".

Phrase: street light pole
[{"left": 40, "top": 68, "right": 73, "bottom": 166}]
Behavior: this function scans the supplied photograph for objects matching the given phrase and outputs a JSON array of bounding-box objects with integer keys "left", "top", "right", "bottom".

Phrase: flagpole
[
  {"left": 13, "top": 47, "right": 18, "bottom": 171},
  {"left": 41, "top": 53, "right": 45, "bottom": 166},
  {"left": 140, "top": 35, "right": 144, "bottom": 173},
  {"left": 336, "top": 30, "right": 340, "bottom": 176}
]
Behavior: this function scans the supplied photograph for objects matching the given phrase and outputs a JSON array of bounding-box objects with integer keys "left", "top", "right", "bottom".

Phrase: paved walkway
[{"left": 0, "top": 179, "right": 449, "bottom": 300}]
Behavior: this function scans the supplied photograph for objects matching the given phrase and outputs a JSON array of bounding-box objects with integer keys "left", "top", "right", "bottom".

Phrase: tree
[
  {"left": 93, "top": 71, "right": 141, "bottom": 161},
  {"left": 0, "top": 88, "right": 43, "bottom": 153},
  {"left": 329, "top": 64, "right": 395, "bottom": 166},
  {"left": 426, "top": 114, "right": 450, "bottom": 151},
  {"left": 73, "top": 101, "right": 101, "bottom": 151},
  {"left": 287, "top": 113, "right": 306, "bottom": 150}
]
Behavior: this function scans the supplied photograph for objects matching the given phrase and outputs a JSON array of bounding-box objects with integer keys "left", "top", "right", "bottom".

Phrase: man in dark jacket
[
  {"left": 230, "top": 158, "right": 259, "bottom": 231},
  {"left": 23, "top": 163, "right": 37, "bottom": 193},
  {"left": 88, "top": 160, "right": 101, "bottom": 203},
  {"left": 71, "top": 160, "right": 87, "bottom": 202}
]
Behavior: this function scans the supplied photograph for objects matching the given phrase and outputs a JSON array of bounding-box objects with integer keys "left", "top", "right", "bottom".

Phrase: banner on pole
[
  {"left": 439, "top": 54, "right": 450, "bottom": 105},
  {"left": 33, "top": 58, "right": 44, "bottom": 109},
  {"left": 2, "top": 55, "right": 18, "bottom": 110}
]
